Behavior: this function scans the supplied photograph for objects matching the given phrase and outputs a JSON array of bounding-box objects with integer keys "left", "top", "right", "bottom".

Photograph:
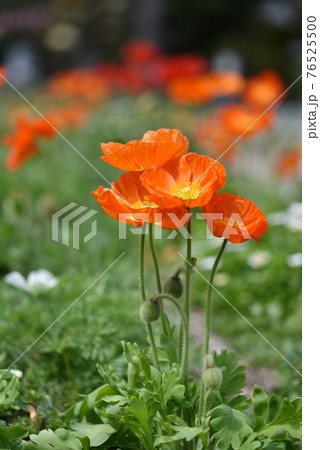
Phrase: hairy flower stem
[
  {"left": 140, "top": 224, "right": 160, "bottom": 370},
  {"left": 198, "top": 238, "right": 227, "bottom": 419},
  {"left": 179, "top": 216, "right": 192, "bottom": 370},
  {"left": 148, "top": 223, "right": 168, "bottom": 336},
  {"left": 152, "top": 293, "right": 189, "bottom": 381},
  {"left": 185, "top": 217, "right": 192, "bottom": 320}
]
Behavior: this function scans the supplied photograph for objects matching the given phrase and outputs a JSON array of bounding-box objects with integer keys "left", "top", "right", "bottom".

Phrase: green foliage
[
  {"left": 252, "top": 386, "right": 302, "bottom": 440},
  {"left": 20, "top": 347, "right": 301, "bottom": 449},
  {"left": 210, "top": 405, "right": 255, "bottom": 449},
  {"left": 0, "top": 371, "right": 20, "bottom": 411},
  {"left": 21, "top": 428, "right": 83, "bottom": 449},
  {"left": 0, "top": 424, "right": 28, "bottom": 448}
]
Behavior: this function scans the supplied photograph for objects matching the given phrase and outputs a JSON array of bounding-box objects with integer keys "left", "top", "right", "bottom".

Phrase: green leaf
[
  {"left": 213, "top": 350, "right": 247, "bottom": 400},
  {"left": 252, "top": 386, "right": 269, "bottom": 430},
  {"left": 71, "top": 422, "right": 116, "bottom": 446},
  {"left": 210, "top": 404, "right": 254, "bottom": 450},
  {"left": 122, "top": 342, "right": 152, "bottom": 380},
  {"left": 160, "top": 368, "right": 185, "bottom": 406},
  {"left": 0, "top": 424, "right": 28, "bottom": 442},
  {"left": 24, "top": 428, "right": 83, "bottom": 450},
  {"left": 0, "top": 371, "right": 20, "bottom": 411},
  {"left": 121, "top": 395, "right": 158, "bottom": 450},
  {"left": 239, "top": 433, "right": 261, "bottom": 449},
  {"left": 159, "top": 332, "right": 178, "bottom": 364},
  {"left": 228, "top": 395, "right": 252, "bottom": 411},
  {"left": 252, "top": 386, "right": 302, "bottom": 440},
  {"left": 155, "top": 426, "right": 205, "bottom": 446}
]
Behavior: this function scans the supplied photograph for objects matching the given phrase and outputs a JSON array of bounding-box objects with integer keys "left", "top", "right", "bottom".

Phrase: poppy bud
[
  {"left": 203, "top": 367, "right": 223, "bottom": 390},
  {"left": 164, "top": 276, "right": 183, "bottom": 298},
  {"left": 139, "top": 299, "right": 161, "bottom": 323}
]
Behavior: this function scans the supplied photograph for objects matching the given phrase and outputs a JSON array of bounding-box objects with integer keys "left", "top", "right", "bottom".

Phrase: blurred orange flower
[
  {"left": 47, "top": 103, "right": 88, "bottom": 129},
  {"left": 100, "top": 128, "right": 189, "bottom": 171},
  {"left": 275, "top": 146, "right": 302, "bottom": 177},
  {"left": 140, "top": 153, "right": 226, "bottom": 208},
  {"left": 202, "top": 193, "right": 268, "bottom": 243},
  {"left": 193, "top": 102, "right": 275, "bottom": 162},
  {"left": 166, "top": 71, "right": 245, "bottom": 105},
  {"left": 46, "top": 68, "right": 109, "bottom": 103},
  {"left": 243, "top": 70, "right": 285, "bottom": 108},
  {"left": 193, "top": 114, "right": 238, "bottom": 161},
  {"left": 218, "top": 103, "right": 275, "bottom": 137},
  {"left": 93, "top": 171, "right": 189, "bottom": 229},
  {"left": 3, "top": 115, "right": 56, "bottom": 171}
]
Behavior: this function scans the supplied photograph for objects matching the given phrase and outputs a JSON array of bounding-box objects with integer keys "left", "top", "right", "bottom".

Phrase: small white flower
[
  {"left": 200, "top": 256, "right": 223, "bottom": 271},
  {"left": 268, "top": 202, "right": 302, "bottom": 231},
  {"left": 287, "top": 253, "right": 302, "bottom": 267},
  {"left": 200, "top": 257, "right": 215, "bottom": 270},
  {"left": 10, "top": 369, "right": 23, "bottom": 379},
  {"left": 214, "top": 273, "right": 230, "bottom": 287},
  {"left": 4, "top": 269, "right": 59, "bottom": 294},
  {"left": 4, "top": 271, "right": 27, "bottom": 291},
  {"left": 247, "top": 251, "right": 271, "bottom": 269}
]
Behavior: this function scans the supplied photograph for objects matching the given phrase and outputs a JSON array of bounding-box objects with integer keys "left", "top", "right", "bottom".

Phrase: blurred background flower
[{"left": 4, "top": 268, "right": 59, "bottom": 294}]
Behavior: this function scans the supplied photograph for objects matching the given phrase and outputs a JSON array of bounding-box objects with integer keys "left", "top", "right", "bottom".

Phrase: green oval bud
[
  {"left": 139, "top": 299, "right": 161, "bottom": 323},
  {"left": 164, "top": 276, "right": 183, "bottom": 298},
  {"left": 203, "top": 367, "right": 223, "bottom": 389}
]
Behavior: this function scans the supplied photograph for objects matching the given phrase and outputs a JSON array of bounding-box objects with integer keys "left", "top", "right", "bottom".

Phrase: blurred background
[{"left": 0, "top": 0, "right": 301, "bottom": 87}]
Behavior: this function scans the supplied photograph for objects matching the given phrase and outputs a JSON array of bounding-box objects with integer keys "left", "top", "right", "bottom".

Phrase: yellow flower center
[
  {"left": 220, "top": 216, "right": 245, "bottom": 229},
  {"left": 131, "top": 200, "right": 159, "bottom": 209},
  {"left": 172, "top": 181, "right": 201, "bottom": 200}
]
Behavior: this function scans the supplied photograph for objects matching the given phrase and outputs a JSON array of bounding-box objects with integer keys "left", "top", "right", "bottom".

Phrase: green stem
[
  {"left": 148, "top": 223, "right": 162, "bottom": 292},
  {"left": 148, "top": 223, "right": 168, "bottom": 336},
  {"left": 204, "top": 239, "right": 227, "bottom": 355},
  {"left": 179, "top": 215, "right": 192, "bottom": 371},
  {"left": 140, "top": 224, "right": 160, "bottom": 370},
  {"left": 198, "top": 238, "right": 227, "bottom": 419},
  {"left": 140, "top": 224, "right": 147, "bottom": 301},
  {"left": 185, "top": 217, "right": 192, "bottom": 321},
  {"left": 153, "top": 294, "right": 189, "bottom": 381}
]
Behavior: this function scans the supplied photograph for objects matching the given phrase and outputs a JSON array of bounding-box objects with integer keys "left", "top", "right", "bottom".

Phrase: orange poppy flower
[
  {"left": 243, "top": 70, "right": 285, "bottom": 108},
  {"left": 140, "top": 153, "right": 226, "bottom": 208},
  {"left": 218, "top": 104, "right": 275, "bottom": 137},
  {"left": 201, "top": 193, "right": 268, "bottom": 243},
  {"left": 93, "top": 171, "right": 189, "bottom": 229},
  {"left": 3, "top": 115, "right": 56, "bottom": 171},
  {"left": 100, "top": 128, "right": 189, "bottom": 171},
  {"left": 275, "top": 146, "right": 302, "bottom": 177}
]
